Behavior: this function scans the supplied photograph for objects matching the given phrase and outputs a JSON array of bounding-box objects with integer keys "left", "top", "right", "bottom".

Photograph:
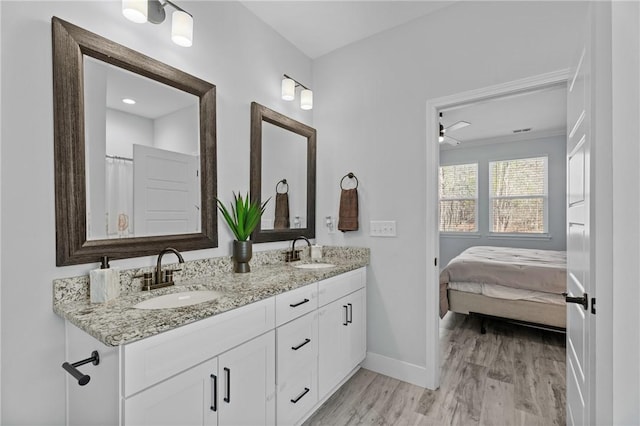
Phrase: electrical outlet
[
  {"left": 370, "top": 220, "right": 397, "bottom": 237},
  {"left": 325, "top": 216, "right": 336, "bottom": 234}
]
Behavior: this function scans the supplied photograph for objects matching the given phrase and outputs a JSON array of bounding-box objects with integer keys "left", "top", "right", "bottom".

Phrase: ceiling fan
[{"left": 439, "top": 112, "right": 471, "bottom": 146}]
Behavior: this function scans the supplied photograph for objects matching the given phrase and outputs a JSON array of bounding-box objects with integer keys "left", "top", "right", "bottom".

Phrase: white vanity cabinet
[
  {"left": 318, "top": 270, "right": 367, "bottom": 398},
  {"left": 124, "top": 331, "right": 275, "bottom": 426},
  {"left": 66, "top": 297, "right": 276, "bottom": 426},
  {"left": 64, "top": 267, "right": 367, "bottom": 426}
]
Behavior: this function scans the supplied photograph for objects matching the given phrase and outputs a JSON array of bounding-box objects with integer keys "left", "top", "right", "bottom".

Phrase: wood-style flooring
[{"left": 304, "top": 312, "right": 566, "bottom": 425}]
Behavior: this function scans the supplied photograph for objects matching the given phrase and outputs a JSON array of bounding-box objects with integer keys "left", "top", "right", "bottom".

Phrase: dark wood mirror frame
[
  {"left": 52, "top": 17, "right": 217, "bottom": 266},
  {"left": 250, "top": 102, "right": 316, "bottom": 243}
]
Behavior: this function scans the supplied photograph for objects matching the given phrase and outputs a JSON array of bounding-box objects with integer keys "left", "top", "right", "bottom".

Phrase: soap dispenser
[{"left": 90, "top": 256, "right": 120, "bottom": 303}]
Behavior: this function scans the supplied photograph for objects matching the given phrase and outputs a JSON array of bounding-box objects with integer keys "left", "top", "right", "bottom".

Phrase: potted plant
[{"left": 216, "top": 192, "right": 269, "bottom": 273}]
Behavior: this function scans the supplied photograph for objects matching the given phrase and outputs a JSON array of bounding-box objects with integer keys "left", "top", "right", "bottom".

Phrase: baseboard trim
[{"left": 362, "top": 351, "right": 429, "bottom": 388}]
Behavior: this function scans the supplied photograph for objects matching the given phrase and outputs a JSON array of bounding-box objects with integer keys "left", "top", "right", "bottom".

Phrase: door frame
[{"left": 424, "top": 69, "right": 571, "bottom": 389}]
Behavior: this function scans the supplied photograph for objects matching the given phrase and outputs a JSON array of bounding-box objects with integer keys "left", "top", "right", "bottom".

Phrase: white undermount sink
[
  {"left": 293, "top": 263, "right": 336, "bottom": 270},
  {"left": 133, "top": 290, "right": 223, "bottom": 310}
]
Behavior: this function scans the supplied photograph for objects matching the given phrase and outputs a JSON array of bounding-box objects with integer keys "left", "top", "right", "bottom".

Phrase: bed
[{"left": 439, "top": 246, "right": 567, "bottom": 331}]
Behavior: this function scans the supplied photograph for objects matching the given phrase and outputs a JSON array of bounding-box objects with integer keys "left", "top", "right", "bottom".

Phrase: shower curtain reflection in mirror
[{"left": 105, "top": 156, "right": 134, "bottom": 238}]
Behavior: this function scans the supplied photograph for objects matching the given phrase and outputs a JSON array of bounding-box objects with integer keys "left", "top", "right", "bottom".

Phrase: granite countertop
[{"left": 54, "top": 248, "right": 369, "bottom": 347}]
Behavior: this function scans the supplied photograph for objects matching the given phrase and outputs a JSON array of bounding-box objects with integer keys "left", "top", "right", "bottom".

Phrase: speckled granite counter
[{"left": 53, "top": 246, "right": 369, "bottom": 347}]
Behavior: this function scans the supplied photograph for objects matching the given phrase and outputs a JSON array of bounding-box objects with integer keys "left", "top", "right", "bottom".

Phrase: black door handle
[
  {"left": 292, "top": 338, "right": 311, "bottom": 351},
  {"left": 343, "top": 305, "right": 348, "bottom": 326},
  {"left": 223, "top": 367, "right": 231, "bottom": 403},
  {"left": 347, "top": 303, "right": 353, "bottom": 324},
  {"left": 210, "top": 374, "right": 217, "bottom": 412},
  {"left": 563, "top": 292, "right": 588, "bottom": 310},
  {"left": 291, "top": 387, "right": 310, "bottom": 404},
  {"left": 290, "top": 298, "right": 310, "bottom": 308}
]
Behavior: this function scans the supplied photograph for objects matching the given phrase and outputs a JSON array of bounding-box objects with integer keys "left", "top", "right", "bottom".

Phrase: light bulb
[
  {"left": 300, "top": 89, "right": 313, "bottom": 110},
  {"left": 281, "top": 78, "right": 295, "bottom": 101},
  {"left": 122, "top": 0, "right": 147, "bottom": 23},
  {"left": 171, "top": 10, "right": 193, "bottom": 47}
]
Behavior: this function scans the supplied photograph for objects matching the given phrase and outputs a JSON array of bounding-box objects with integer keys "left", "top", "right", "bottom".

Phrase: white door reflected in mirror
[{"left": 83, "top": 56, "right": 200, "bottom": 240}]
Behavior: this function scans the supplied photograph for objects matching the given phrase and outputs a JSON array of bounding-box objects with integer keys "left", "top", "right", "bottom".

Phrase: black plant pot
[{"left": 233, "top": 240, "right": 253, "bottom": 273}]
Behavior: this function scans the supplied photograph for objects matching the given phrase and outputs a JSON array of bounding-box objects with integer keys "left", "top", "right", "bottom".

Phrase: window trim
[
  {"left": 438, "top": 162, "right": 478, "bottom": 233},
  {"left": 488, "top": 155, "right": 549, "bottom": 234}
]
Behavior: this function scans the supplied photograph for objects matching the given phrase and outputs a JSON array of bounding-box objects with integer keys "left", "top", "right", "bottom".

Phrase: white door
[
  {"left": 565, "top": 28, "right": 592, "bottom": 426},
  {"left": 124, "top": 358, "right": 218, "bottom": 426},
  {"left": 217, "top": 331, "right": 276, "bottom": 426},
  {"left": 133, "top": 144, "right": 200, "bottom": 236}
]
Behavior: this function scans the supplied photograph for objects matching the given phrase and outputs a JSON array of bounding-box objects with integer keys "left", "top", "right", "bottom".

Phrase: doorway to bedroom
[{"left": 431, "top": 81, "right": 569, "bottom": 423}]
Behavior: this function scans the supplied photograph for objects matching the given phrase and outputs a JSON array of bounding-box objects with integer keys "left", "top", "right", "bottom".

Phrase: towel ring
[
  {"left": 276, "top": 179, "right": 289, "bottom": 194},
  {"left": 340, "top": 173, "right": 359, "bottom": 190}
]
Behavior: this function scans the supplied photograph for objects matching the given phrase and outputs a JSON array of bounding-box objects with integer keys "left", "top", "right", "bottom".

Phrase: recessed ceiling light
[{"left": 122, "top": 98, "right": 136, "bottom": 105}]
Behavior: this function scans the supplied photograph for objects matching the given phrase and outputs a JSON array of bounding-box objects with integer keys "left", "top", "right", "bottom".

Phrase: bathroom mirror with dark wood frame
[
  {"left": 250, "top": 102, "right": 316, "bottom": 243},
  {"left": 52, "top": 17, "right": 217, "bottom": 266}
]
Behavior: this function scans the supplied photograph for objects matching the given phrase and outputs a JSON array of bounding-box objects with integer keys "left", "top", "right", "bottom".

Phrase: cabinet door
[
  {"left": 124, "top": 358, "right": 218, "bottom": 426},
  {"left": 318, "top": 296, "right": 350, "bottom": 398},
  {"left": 218, "top": 331, "right": 276, "bottom": 426},
  {"left": 347, "top": 288, "right": 367, "bottom": 372}
]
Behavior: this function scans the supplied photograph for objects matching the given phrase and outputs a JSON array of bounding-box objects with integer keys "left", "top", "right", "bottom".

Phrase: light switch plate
[{"left": 370, "top": 220, "right": 397, "bottom": 237}]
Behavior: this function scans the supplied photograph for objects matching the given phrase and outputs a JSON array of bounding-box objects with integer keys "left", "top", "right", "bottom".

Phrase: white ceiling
[
  {"left": 440, "top": 86, "right": 567, "bottom": 147},
  {"left": 86, "top": 57, "right": 198, "bottom": 120},
  {"left": 240, "top": 1, "right": 453, "bottom": 59}
]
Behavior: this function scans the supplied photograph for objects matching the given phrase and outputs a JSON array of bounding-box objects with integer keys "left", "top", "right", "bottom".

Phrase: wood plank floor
[{"left": 304, "top": 312, "right": 566, "bottom": 426}]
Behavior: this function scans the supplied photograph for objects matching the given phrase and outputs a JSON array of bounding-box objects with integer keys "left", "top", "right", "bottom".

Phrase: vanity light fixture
[
  {"left": 122, "top": 0, "right": 193, "bottom": 47},
  {"left": 281, "top": 74, "right": 313, "bottom": 110}
]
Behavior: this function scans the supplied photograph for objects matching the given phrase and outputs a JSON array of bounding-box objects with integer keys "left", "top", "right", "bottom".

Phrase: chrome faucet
[
  {"left": 286, "top": 236, "right": 311, "bottom": 262},
  {"left": 155, "top": 247, "right": 185, "bottom": 288}
]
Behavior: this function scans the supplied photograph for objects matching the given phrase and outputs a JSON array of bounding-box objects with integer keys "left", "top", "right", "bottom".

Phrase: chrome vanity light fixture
[
  {"left": 281, "top": 74, "right": 313, "bottom": 110},
  {"left": 122, "top": 0, "right": 193, "bottom": 47}
]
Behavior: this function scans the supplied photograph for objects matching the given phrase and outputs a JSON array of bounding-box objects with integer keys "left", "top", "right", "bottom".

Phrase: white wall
[
  {"left": 0, "top": 1, "right": 312, "bottom": 423},
  {"left": 106, "top": 109, "right": 154, "bottom": 157},
  {"left": 439, "top": 135, "right": 567, "bottom": 267},
  {"left": 313, "top": 1, "right": 586, "bottom": 382},
  {"left": 612, "top": 1, "right": 640, "bottom": 423},
  {"left": 154, "top": 104, "right": 200, "bottom": 155}
]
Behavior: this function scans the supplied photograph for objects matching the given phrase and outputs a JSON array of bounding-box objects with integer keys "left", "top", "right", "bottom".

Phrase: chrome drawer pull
[
  {"left": 291, "top": 387, "right": 310, "bottom": 404},
  {"left": 289, "top": 298, "right": 310, "bottom": 308},
  {"left": 291, "top": 338, "right": 311, "bottom": 351}
]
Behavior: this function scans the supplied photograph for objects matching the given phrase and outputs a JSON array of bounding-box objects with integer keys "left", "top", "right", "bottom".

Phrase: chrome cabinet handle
[{"left": 291, "top": 338, "right": 311, "bottom": 351}]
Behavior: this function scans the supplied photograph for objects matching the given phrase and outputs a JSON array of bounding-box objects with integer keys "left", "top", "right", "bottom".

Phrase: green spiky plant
[{"left": 216, "top": 192, "right": 270, "bottom": 241}]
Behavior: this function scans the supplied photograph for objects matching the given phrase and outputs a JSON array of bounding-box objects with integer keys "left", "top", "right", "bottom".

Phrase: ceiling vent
[{"left": 512, "top": 128, "right": 532, "bottom": 134}]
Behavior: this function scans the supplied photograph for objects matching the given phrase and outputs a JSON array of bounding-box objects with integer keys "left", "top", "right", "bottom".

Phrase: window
[
  {"left": 489, "top": 156, "right": 548, "bottom": 233},
  {"left": 439, "top": 163, "right": 478, "bottom": 232}
]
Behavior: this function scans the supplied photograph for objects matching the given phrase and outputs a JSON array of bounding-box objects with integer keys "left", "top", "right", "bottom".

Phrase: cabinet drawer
[
  {"left": 277, "top": 365, "right": 318, "bottom": 426},
  {"left": 275, "top": 283, "right": 318, "bottom": 327},
  {"left": 277, "top": 311, "right": 318, "bottom": 383},
  {"left": 318, "top": 268, "right": 365, "bottom": 307},
  {"left": 123, "top": 297, "right": 275, "bottom": 397}
]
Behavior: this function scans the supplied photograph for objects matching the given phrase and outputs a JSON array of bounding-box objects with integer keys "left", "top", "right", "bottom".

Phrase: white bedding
[{"left": 448, "top": 282, "right": 566, "bottom": 306}]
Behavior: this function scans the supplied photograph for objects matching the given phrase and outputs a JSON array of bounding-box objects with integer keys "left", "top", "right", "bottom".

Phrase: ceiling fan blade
[
  {"left": 442, "top": 135, "right": 461, "bottom": 146},
  {"left": 444, "top": 120, "right": 471, "bottom": 133}
]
